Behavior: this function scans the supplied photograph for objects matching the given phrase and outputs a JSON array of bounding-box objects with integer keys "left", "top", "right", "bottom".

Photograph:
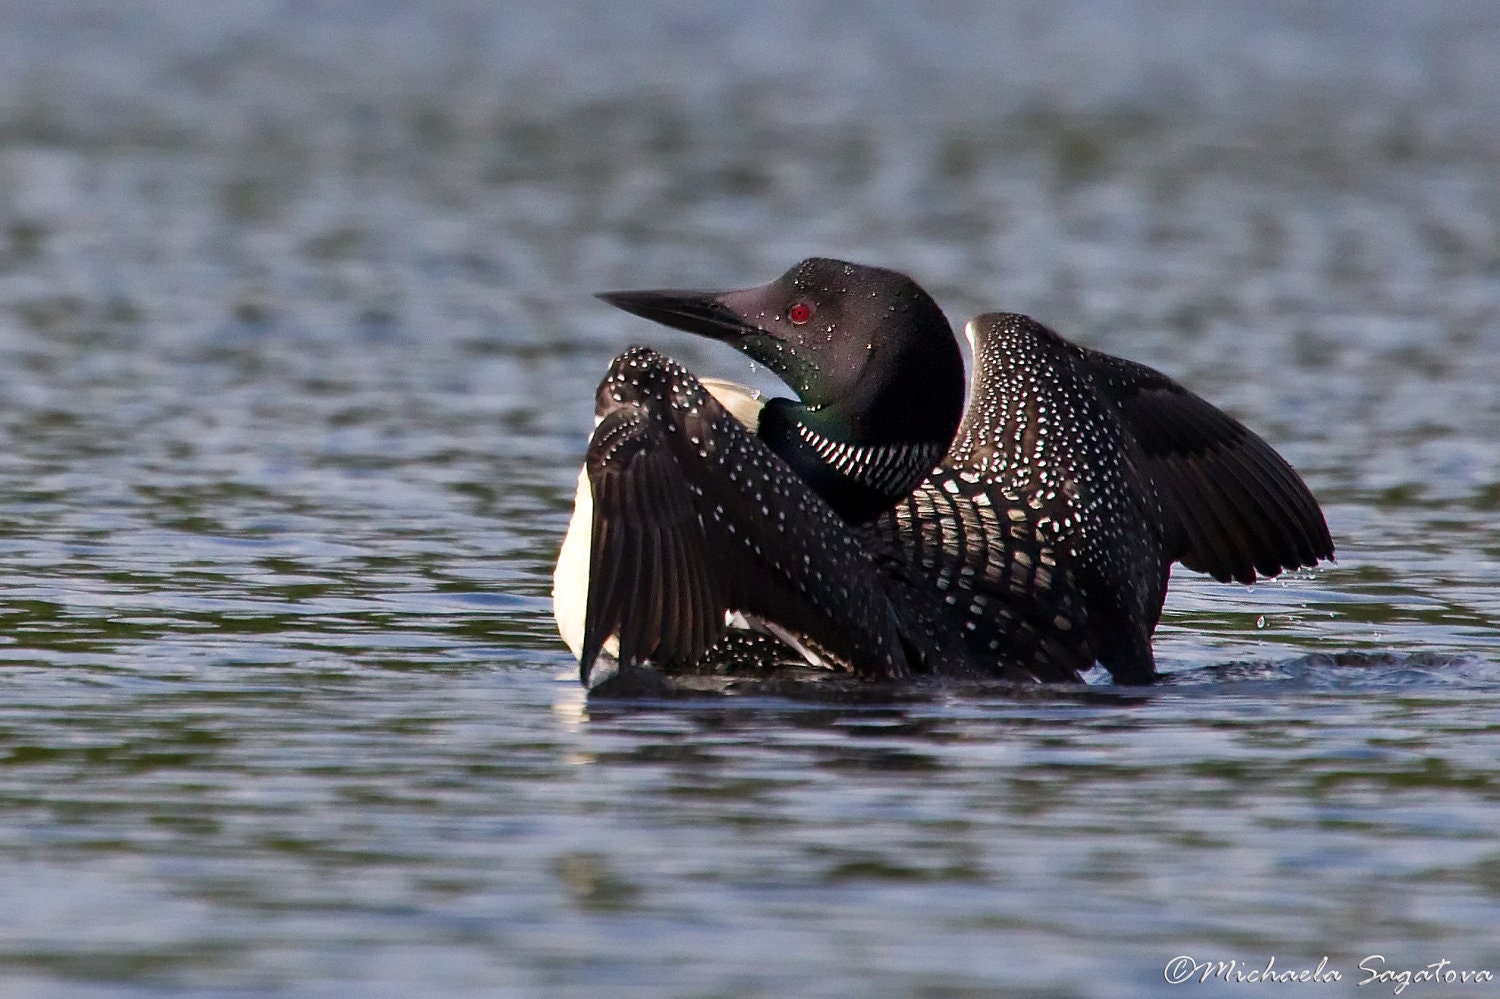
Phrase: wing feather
[
  {"left": 579, "top": 347, "right": 935, "bottom": 682},
  {"left": 1080, "top": 348, "right": 1334, "bottom": 582}
]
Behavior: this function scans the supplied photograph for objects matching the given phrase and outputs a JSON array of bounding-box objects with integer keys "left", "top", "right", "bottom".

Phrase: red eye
[{"left": 787, "top": 302, "right": 813, "bottom": 325}]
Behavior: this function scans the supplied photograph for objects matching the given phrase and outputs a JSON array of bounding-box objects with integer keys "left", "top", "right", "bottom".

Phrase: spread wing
[
  {"left": 580, "top": 347, "right": 928, "bottom": 683},
  {"left": 1079, "top": 348, "right": 1334, "bottom": 584},
  {"left": 582, "top": 402, "right": 723, "bottom": 674}
]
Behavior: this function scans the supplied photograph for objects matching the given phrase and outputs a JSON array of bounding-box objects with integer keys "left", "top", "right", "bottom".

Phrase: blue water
[{"left": 1, "top": 2, "right": 1498, "bottom": 996}]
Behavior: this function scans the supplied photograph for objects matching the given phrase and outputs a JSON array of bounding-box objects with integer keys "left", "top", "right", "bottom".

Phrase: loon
[{"left": 553, "top": 258, "right": 1333, "bottom": 691}]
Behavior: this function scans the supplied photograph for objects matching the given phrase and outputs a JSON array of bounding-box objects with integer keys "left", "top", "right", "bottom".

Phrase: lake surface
[{"left": 2, "top": 2, "right": 1499, "bottom": 996}]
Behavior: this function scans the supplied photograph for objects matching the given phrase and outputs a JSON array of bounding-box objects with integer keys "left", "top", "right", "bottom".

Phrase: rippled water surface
[{"left": 2, "top": 3, "right": 1499, "bottom": 996}]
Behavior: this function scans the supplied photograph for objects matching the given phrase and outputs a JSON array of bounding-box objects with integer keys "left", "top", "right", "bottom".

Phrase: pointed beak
[
  {"left": 597, "top": 279, "right": 813, "bottom": 399},
  {"left": 596, "top": 286, "right": 766, "bottom": 344}
]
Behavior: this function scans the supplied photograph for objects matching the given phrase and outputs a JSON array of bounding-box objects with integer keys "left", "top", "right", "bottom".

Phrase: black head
[{"left": 597, "top": 258, "right": 964, "bottom": 448}]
